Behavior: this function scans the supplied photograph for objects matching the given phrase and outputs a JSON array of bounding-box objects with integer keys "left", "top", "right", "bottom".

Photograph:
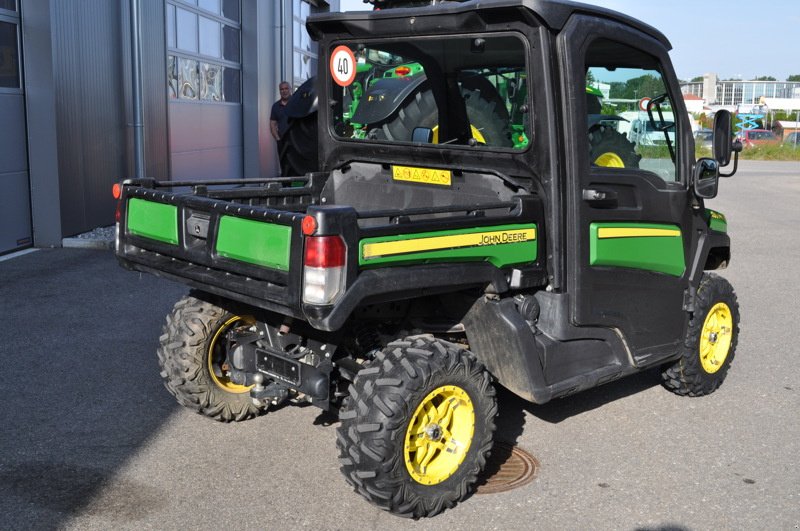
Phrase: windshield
[{"left": 328, "top": 34, "right": 529, "bottom": 150}]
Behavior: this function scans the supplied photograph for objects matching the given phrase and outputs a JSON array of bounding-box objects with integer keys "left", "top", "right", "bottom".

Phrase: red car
[{"left": 739, "top": 129, "right": 778, "bottom": 148}]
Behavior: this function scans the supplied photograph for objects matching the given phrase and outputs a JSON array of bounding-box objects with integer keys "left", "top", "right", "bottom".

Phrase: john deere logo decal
[{"left": 362, "top": 228, "right": 535, "bottom": 260}]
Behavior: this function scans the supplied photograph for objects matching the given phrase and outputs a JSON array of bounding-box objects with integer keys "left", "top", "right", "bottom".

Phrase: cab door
[{"left": 558, "top": 17, "right": 695, "bottom": 363}]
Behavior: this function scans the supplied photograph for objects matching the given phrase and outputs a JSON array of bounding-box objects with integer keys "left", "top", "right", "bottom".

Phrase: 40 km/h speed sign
[{"left": 330, "top": 46, "right": 357, "bottom": 87}]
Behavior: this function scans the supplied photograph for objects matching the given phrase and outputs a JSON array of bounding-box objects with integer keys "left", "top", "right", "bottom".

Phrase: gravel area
[{"left": 62, "top": 226, "right": 115, "bottom": 249}]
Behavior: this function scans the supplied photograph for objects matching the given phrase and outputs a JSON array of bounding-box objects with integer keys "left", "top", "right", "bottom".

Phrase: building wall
[
  {"left": 16, "top": 0, "right": 337, "bottom": 246},
  {"left": 50, "top": 0, "right": 128, "bottom": 236},
  {"left": 681, "top": 74, "right": 800, "bottom": 107},
  {"left": 0, "top": 4, "right": 32, "bottom": 253}
]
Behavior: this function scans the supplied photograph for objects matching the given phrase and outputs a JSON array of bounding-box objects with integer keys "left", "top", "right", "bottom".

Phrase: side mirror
[
  {"left": 412, "top": 127, "right": 433, "bottom": 144},
  {"left": 693, "top": 158, "right": 719, "bottom": 199},
  {"left": 713, "top": 110, "right": 733, "bottom": 166}
]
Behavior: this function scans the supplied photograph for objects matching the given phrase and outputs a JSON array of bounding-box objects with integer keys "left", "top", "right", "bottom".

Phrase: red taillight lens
[
  {"left": 112, "top": 183, "right": 122, "bottom": 199},
  {"left": 304, "top": 236, "right": 346, "bottom": 268},
  {"left": 115, "top": 201, "right": 121, "bottom": 223},
  {"left": 395, "top": 66, "right": 411, "bottom": 76}
]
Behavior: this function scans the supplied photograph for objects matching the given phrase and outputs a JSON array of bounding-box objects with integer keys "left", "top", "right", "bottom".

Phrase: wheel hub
[
  {"left": 699, "top": 302, "right": 733, "bottom": 374},
  {"left": 404, "top": 385, "right": 475, "bottom": 486},
  {"left": 424, "top": 423, "right": 443, "bottom": 442}
]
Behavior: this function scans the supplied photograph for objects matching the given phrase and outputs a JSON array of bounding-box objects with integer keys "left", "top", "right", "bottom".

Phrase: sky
[{"left": 337, "top": 0, "right": 800, "bottom": 82}]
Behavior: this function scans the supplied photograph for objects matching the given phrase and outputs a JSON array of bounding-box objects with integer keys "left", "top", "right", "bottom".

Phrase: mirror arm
[{"left": 720, "top": 140, "right": 742, "bottom": 177}]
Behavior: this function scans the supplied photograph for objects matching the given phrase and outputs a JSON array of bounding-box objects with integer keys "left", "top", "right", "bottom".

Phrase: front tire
[
  {"left": 336, "top": 336, "right": 497, "bottom": 518},
  {"left": 662, "top": 274, "right": 740, "bottom": 396},
  {"left": 157, "top": 293, "right": 267, "bottom": 422}
]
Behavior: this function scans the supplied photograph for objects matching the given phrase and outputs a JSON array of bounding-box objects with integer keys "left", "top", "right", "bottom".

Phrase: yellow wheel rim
[
  {"left": 404, "top": 385, "right": 475, "bottom": 485},
  {"left": 208, "top": 315, "right": 254, "bottom": 393},
  {"left": 594, "top": 152, "right": 625, "bottom": 168},
  {"left": 699, "top": 302, "right": 733, "bottom": 374},
  {"left": 431, "top": 125, "right": 487, "bottom": 145}
]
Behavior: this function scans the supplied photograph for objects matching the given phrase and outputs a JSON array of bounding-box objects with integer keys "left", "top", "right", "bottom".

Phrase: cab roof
[{"left": 308, "top": 0, "right": 671, "bottom": 50}]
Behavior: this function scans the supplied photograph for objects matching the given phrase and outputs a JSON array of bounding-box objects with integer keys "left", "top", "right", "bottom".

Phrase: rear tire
[
  {"left": 336, "top": 335, "right": 497, "bottom": 518},
  {"left": 589, "top": 125, "right": 641, "bottom": 168},
  {"left": 157, "top": 294, "right": 267, "bottom": 422},
  {"left": 662, "top": 274, "right": 740, "bottom": 396},
  {"left": 280, "top": 112, "right": 319, "bottom": 176},
  {"left": 374, "top": 88, "right": 512, "bottom": 147}
]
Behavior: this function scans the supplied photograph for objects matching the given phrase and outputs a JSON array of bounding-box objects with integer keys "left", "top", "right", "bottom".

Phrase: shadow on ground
[{"left": 0, "top": 249, "right": 186, "bottom": 530}]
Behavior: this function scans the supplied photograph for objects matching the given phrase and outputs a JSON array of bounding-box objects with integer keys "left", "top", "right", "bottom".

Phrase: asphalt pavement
[{"left": 1, "top": 160, "right": 798, "bottom": 530}]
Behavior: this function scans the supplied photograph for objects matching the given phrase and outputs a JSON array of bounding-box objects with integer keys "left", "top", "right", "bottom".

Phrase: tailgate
[{"left": 117, "top": 185, "right": 307, "bottom": 317}]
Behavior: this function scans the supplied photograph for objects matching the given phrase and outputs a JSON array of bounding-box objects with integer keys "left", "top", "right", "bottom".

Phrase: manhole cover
[{"left": 475, "top": 441, "right": 539, "bottom": 495}]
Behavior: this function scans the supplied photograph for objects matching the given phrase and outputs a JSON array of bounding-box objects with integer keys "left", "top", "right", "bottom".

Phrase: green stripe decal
[
  {"left": 590, "top": 222, "right": 685, "bottom": 276},
  {"left": 705, "top": 209, "right": 727, "bottom": 233},
  {"left": 215, "top": 216, "right": 291, "bottom": 271},
  {"left": 359, "top": 224, "right": 537, "bottom": 268},
  {"left": 127, "top": 198, "right": 179, "bottom": 245}
]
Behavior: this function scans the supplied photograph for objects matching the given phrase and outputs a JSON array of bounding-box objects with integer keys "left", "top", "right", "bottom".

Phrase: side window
[{"left": 585, "top": 39, "right": 680, "bottom": 183}]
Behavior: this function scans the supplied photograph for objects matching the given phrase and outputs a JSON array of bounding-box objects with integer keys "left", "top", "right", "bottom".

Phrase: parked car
[
  {"left": 783, "top": 132, "right": 800, "bottom": 146},
  {"left": 694, "top": 128, "right": 713, "bottom": 149},
  {"left": 738, "top": 129, "right": 778, "bottom": 148},
  {"left": 629, "top": 117, "right": 676, "bottom": 146}
]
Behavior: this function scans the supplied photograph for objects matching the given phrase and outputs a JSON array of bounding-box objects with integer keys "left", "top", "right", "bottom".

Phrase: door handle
[{"left": 582, "top": 188, "right": 618, "bottom": 207}]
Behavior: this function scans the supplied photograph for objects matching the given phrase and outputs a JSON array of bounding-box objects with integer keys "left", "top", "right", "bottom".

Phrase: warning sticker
[{"left": 330, "top": 46, "right": 356, "bottom": 87}]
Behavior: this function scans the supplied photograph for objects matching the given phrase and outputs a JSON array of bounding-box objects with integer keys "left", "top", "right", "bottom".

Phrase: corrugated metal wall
[
  {"left": 51, "top": 0, "right": 127, "bottom": 236},
  {"left": 50, "top": 0, "right": 168, "bottom": 237}
]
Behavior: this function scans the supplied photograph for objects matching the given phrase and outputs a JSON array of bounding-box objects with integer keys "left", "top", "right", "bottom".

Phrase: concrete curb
[{"left": 61, "top": 238, "right": 114, "bottom": 250}]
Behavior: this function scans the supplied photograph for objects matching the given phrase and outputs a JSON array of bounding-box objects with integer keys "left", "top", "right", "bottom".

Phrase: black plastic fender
[
  {"left": 350, "top": 75, "right": 428, "bottom": 125},
  {"left": 462, "top": 297, "right": 551, "bottom": 404}
]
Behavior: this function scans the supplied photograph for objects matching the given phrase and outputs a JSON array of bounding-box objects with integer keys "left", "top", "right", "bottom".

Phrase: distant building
[
  {"left": 0, "top": 0, "right": 338, "bottom": 255},
  {"left": 681, "top": 73, "right": 800, "bottom": 106}
]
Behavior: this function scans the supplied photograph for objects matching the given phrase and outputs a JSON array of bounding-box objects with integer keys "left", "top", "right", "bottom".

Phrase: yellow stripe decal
[
  {"left": 362, "top": 228, "right": 536, "bottom": 259},
  {"left": 597, "top": 227, "right": 681, "bottom": 239}
]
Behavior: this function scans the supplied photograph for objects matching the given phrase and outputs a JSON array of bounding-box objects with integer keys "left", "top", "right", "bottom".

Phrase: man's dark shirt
[{"left": 271, "top": 100, "right": 290, "bottom": 138}]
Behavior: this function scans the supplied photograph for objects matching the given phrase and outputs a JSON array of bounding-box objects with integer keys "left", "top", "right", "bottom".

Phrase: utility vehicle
[{"left": 116, "top": 0, "right": 742, "bottom": 518}]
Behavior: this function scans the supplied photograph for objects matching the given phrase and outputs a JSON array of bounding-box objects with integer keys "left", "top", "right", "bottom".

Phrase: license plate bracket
[{"left": 256, "top": 349, "right": 300, "bottom": 386}]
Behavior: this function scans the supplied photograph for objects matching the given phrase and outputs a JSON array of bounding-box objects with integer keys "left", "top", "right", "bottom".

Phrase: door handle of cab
[{"left": 582, "top": 188, "right": 618, "bottom": 208}]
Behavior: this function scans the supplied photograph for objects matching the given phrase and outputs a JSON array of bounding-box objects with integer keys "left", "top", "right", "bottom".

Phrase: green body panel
[
  {"left": 127, "top": 198, "right": 179, "bottom": 245},
  {"left": 705, "top": 209, "right": 728, "bottom": 233},
  {"left": 589, "top": 222, "right": 685, "bottom": 277},
  {"left": 359, "top": 223, "right": 537, "bottom": 268},
  {"left": 215, "top": 216, "right": 292, "bottom": 271}
]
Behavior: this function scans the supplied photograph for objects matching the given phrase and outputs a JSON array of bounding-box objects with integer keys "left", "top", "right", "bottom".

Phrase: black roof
[{"left": 308, "top": 0, "right": 671, "bottom": 49}]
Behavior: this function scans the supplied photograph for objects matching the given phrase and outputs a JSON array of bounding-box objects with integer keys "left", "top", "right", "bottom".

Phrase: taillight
[
  {"left": 112, "top": 183, "right": 122, "bottom": 250},
  {"left": 303, "top": 236, "right": 346, "bottom": 305}
]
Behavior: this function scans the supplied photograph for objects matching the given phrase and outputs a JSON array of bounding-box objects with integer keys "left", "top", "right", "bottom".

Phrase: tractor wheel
[
  {"left": 157, "top": 293, "right": 266, "bottom": 422},
  {"left": 589, "top": 125, "right": 641, "bottom": 168},
  {"left": 374, "top": 88, "right": 512, "bottom": 147},
  {"left": 336, "top": 335, "right": 497, "bottom": 518},
  {"left": 280, "top": 112, "right": 319, "bottom": 176},
  {"left": 662, "top": 273, "right": 740, "bottom": 396}
]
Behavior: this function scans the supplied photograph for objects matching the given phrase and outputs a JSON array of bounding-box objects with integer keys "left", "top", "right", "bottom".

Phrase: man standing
[{"left": 270, "top": 81, "right": 292, "bottom": 175}]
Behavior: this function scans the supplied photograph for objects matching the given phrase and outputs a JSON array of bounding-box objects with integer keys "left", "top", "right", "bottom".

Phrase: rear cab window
[{"left": 328, "top": 34, "right": 530, "bottom": 151}]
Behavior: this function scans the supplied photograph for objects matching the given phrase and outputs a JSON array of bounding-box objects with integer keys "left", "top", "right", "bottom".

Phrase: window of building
[
  {"left": 0, "top": 1, "right": 16, "bottom": 13},
  {"left": 293, "top": 0, "right": 316, "bottom": 88},
  {"left": 0, "top": 11, "right": 20, "bottom": 90},
  {"left": 166, "top": 0, "right": 241, "bottom": 103}
]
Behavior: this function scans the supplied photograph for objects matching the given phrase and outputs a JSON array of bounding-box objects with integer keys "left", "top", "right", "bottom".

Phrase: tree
[
  {"left": 787, "top": 74, "right": 800, "bottom": 82},
  {"left": 690, "top": 76, "right": 704, "bottom": 82},
  {"left": 752, "top": 76, "right": 776, "bottom": 81}
]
